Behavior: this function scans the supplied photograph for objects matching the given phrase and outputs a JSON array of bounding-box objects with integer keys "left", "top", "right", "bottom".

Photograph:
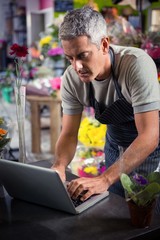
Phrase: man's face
[{"left": 62, "top": 36, "right": 110, "bottom": 83}]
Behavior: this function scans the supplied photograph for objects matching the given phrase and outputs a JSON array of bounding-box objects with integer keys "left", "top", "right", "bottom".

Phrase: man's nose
[{"left": 72, "top": 59, "right": 83, "bottom": 71}]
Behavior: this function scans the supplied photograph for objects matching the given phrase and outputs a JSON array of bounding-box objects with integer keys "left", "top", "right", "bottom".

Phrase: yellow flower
[
  {"left": 78, "top": 117, "right": 107, "bottom": 148},
  {"left": 83, "top": 166, "right": 98, "bottom": 175},
  {"left": 39, "top": 36, "right": 52, "bottom": 47},
  {"left": 51, "top": 42, "right": 58, "bottom": 48}
]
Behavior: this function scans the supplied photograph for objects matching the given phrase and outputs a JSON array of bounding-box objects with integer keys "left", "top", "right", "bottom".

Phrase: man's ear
[{"left": 101, "top": 37, "right": 110, "bottom": 54}]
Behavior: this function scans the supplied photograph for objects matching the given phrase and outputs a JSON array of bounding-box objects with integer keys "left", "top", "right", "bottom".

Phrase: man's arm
[
  {"left": 103, "top": 110, "right": 159, "bottom": 185},
  {"left": 51, "top": 113, "right": 82, "bottom": 181},
  {"left": 67, "top": 110, "right": 159, "bottom": 200}
]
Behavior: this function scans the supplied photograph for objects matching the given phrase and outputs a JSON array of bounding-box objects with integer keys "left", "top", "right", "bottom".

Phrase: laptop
[{"left": 0, "top": 159, "right": 109, "bottom": 214}]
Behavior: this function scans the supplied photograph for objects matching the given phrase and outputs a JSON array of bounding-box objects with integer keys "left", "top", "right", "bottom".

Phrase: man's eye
[
  {"left": 66, "top": 57, "right": 73, "bottom": 62},
  {"left": 79, "top": 53, "right": 89, "bottom": 59}
]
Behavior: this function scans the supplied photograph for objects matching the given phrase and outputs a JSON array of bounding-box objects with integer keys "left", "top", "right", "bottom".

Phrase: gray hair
[{"left": 59, "top": 6, "right": 108, "bottom": 48}]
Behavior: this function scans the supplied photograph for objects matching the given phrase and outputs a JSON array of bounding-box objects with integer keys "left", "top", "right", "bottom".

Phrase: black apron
[{"left": 89, "top": 47, "right": 160, "bottom": 200}]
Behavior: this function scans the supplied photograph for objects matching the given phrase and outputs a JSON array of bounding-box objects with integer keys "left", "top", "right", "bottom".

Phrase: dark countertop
[{"left": 0, "top": 161, "right": 160, "bottom": 240}]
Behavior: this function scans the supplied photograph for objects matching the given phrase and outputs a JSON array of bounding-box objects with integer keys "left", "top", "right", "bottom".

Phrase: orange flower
[
  {"left": 0, "top": 118, "right": 10, "bottom": 150},
  {"left": 0, "top": 128, "right": 7, "bottom": 136}
]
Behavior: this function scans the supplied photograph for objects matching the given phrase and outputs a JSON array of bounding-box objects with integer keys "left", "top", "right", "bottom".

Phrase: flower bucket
[
  {"left": 127, "top": 199, "right": 156, "bottom": 228},
  {"left": 1, "top": 86, "right": 13, "bottom": 103}
]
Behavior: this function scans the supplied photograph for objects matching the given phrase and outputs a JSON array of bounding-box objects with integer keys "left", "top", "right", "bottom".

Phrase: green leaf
[
  {"left": 120, "top": 173, "right": 135, "bottom": 195},
  {"left": 0, "top": 138, "right": 10, "bottom": 149},
  {"left": 147, "top": 172, "right": 160, "bottom": 184},
  {"left": 132, "top": 182, "right": 160, "bottom": 206},
  {"left": 0, "top": 118, "right": 5, "bottom": 125}
]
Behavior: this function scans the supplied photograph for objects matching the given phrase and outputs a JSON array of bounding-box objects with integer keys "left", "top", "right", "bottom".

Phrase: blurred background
[{"left": 0, "top": 0, "right": 160, "bottom": 177}]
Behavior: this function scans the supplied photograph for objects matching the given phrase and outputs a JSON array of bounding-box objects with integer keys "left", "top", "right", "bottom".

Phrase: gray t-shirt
[{"left": 61, "top": 45, "right": 160, "bottom": 115}]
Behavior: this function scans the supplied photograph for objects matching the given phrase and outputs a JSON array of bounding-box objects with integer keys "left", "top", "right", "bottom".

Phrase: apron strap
[
  {"left": 89, "top": 46, "right": 124, "bottom": 106},
  {"left": 109, "top": 47, "right": 124, "bottom": 99}
]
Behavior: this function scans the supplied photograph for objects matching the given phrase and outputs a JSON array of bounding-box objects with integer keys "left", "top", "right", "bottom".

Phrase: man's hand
[
  {"left": 67, "top": 175, "right": 108, "bottom": 201},
  {"left": 51, "top": 166, "right": 66, "bottom": 182}
]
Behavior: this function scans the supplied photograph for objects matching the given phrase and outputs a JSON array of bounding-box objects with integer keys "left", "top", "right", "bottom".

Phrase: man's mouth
[{"left": 78, "top": 71, "right": 89, "bottom": 77}]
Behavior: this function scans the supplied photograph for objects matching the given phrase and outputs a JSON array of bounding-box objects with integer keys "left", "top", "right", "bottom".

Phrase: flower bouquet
[
  {"left": 70, "top": 145, "right": 106, "bottom": 177},
  {"left": 120, "top": 172, "right": 160, "bottom": 228},
  {"left": 70, "top": 116, "right": 107, "bottom": 177},
  {"left": 78, "top": 116, "right": 107, "bottom": 148},
  {"left": 0, "top": 117, "right": 10, "bottom": 158},
  {"left": 141, "top": 29, "right": 160, "bottom": 81}
]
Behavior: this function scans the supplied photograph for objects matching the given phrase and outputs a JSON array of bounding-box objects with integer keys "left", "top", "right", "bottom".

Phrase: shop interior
[{"left": 0, "top": 0, "right": 160, "bottom": 239}]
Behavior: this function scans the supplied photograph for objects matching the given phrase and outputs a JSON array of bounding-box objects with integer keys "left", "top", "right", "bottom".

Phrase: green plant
[
  {"left": 0, "top": 69, "right": 14, "bottom": 89},
  {"left": 120, "top": 172, "right": 160, "bottom": 207}
]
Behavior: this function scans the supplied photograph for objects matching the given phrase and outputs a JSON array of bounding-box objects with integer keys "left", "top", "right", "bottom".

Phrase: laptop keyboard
[
  {"left": 64, "top": 182, "right": 88, "bottom": 207},
  {"left": 71, "top": 190, "right": 89, "bottom": 207},
  {"left": 71, "top": 197, "right": 84, "bottom": 207}
]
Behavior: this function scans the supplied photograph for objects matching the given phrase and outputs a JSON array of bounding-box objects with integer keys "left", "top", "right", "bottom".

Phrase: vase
[
  {"left": 127, "top": 199, "right": 156, "bottom": 228},
  {"left": 14, "top": 85, "right": 26, "bottom": 163}
]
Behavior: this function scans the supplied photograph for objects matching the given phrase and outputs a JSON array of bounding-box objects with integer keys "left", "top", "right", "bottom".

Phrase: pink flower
[
  {"left": 147, "top": 47, "right": 160, "bottom": 59},
  {"left": 50, "top": 77, "right": 61, "bottom": 90},
  {"left": 47, "top": 47, "right": 63, "bottom": 56}
]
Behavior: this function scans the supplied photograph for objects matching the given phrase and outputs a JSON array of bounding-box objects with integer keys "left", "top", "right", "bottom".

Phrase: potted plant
[{"left": 120, "top": 172, "right": 160, "bottom": 228}]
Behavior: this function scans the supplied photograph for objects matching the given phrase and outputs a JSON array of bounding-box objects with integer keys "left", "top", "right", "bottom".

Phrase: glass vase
[{"left": 14, "top": 85, "right": 26, "bottom": 163}]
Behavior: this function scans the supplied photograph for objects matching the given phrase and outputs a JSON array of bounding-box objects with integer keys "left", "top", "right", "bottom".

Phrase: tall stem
[{"left": 14, "top": 85, "right": 26, "bottom": 163}]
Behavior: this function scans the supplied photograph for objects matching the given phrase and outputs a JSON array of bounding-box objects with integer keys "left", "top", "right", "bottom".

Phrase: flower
[
  {"left": 78, "top": 116, "right": 107, "bottom": 148},
  {"left": 38, "top": 15, "right": 64, "bottom": 61},
  {"left": 78, "top": 154, "right": 106, "bottom": 177},
  {"left": 49, "top": 77, "right": 61, "bottom": 98},
  {"left": 120, "top": 172, "right": 160, "bottom": 207},
  {"left": 70, "top": 146, "right": 106, "bottom": 178},
  {"left": 47, "top": 47, "right": 64, "bottom": 61},
  {"left": 10, "top": 43, "right": 28, "bottom": 58},
  {"left": 39, "top": 35, "right": 52, "bottom": 48},
  {"left": 39, "top": 35, "right": 64, "bottom": 61},
  {"left": 77, "top": 150, "right": 106, "bottom": 178},
  {"left": 9, "top": 43, "right": 28, "bottom": 106},
  {"left": 50, "top": 77, "right": 61, "bottom": 90},
  {"left": 0, "top": 117, "right": 10, "bottom": 150},
  {"left": 9, "top": 43, "right": 28, "bottom": 89},
  {"left": 141, "top": 29, "right": 160, "bottom": 59}
]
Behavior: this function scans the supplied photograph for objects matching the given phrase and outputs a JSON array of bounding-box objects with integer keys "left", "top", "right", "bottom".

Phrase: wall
[
  {"left": 26, "top": 0, "right": 54, "bottom": 47},
  {"left": 0, "top": 0, "right": 26, "bottom": 41}
]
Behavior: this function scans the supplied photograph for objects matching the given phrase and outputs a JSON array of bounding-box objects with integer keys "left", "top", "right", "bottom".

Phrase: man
[{"left": 51, "top": 6, "right": 160, "bottom": 207}]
